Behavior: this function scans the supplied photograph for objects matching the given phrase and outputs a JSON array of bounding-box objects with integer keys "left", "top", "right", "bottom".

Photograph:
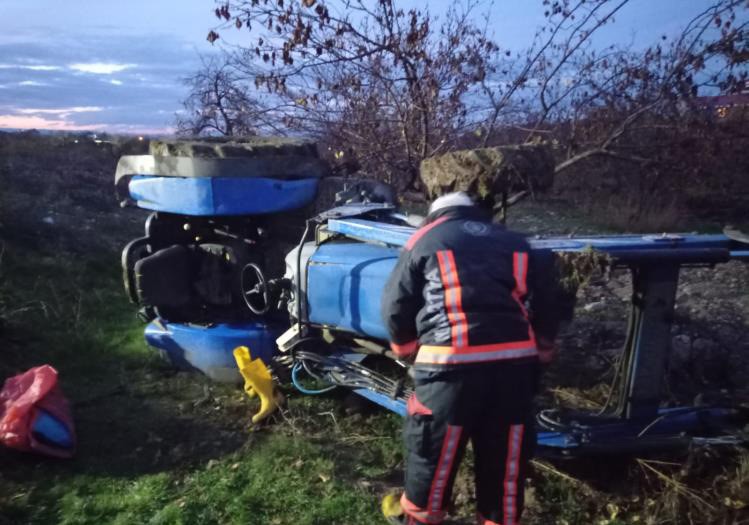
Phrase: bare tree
[
  {"left": 196, "top": 0, "right": 749, "bottom": 215},
  {"left": 206, "top": 0, "right": 495, "bottom": 189},
  {"left": 478, "top": 0, "right": 630, "bottom": 145},
  {"left": 177, "top": 55, "right": 284, "bottom": 136},
  {"left": 539, "top": 0, "right": 749, "bottom": 224},
  {"left": 477, "top": 0, "right": 749, "bottom": 176}
]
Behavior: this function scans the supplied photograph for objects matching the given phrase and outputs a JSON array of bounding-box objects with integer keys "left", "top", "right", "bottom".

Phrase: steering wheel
[{"left": 240, "top": 263, "right": 270, "bottom": 315}]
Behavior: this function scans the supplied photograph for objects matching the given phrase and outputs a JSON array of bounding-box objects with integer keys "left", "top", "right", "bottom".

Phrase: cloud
[
  {"left": 0, "top": 106, "right": 106, "bottom": 130},
  {"left": 69, "top": 62, "right": 136, "bottom": 75},
  {"left": 0, "top": 28, "right": 219, "bottom": 133},
  {"left": 17, "top": 106, "right": 104, "bottom": 115},
  {"left": 0, "top": 114, "right": 103, "bottom": 131},
  {"left": 0, "top": 113, "right": 173, "bottom": 134},
  {"left": 0, "top": 64, "right": 61, "bottom": 71}
]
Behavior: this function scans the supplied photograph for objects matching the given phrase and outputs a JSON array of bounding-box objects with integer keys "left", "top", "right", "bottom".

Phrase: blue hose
[{"left": 291, "top": 363, "right": 337, "bottom": 395}]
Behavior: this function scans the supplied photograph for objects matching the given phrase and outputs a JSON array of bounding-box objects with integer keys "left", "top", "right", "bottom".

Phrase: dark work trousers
[{"left": 400, "top": 361, "right": 537, "bottom": 525}]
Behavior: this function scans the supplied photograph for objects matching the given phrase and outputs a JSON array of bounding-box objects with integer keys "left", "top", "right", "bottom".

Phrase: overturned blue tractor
[{"left": 116, "top": 138, "right": 749, "bottom": 457}]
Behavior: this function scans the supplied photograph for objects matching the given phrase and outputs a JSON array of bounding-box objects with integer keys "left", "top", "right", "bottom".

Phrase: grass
[
  {"left": 5, "top": 435, "right": 379, "bottom": 525},
  {"left": 2, "top": 432, "right": 387, "bottom": 525},
  {"left": 0, "top": 238, "right": 403, "bottom": 524},
  {"left": 1, "top": 229, "right": 748, "bottom": 525},
  {"left": 0, "top": 133, "right": 404, "bottom": 524},
  {"left": 1, "top": 249, "right": 746, "bottom": 525}
]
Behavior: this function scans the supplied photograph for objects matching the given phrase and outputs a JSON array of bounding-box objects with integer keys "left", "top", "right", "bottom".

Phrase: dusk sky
[{"left": 0, "top": 1, "right": 711, "bottom": 135}]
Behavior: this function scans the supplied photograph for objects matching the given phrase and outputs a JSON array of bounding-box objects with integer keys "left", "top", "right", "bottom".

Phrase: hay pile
[{"left": 419, "top": 144, "right": 555, "bottom": 205}]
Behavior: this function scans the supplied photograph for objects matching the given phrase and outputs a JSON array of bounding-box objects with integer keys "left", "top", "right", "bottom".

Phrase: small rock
[
  {"left": 717, "top": 325, "right": 740, "bottom": 343},
  {"left": 692, "top": 338, "right": 717, "bottom": 353},
  {"left": 585, "top": 355, "right": 606, "bottom": 371},
  {"left": 170, "top": 443, "right": 187, "bottom": 461},
  {"left": 671, "top": 334, "right": 692, "bottom": 363},
  {"left": 600, "top": 347, "right": 621, "bottom": 361},
  {"left": 583, "top": 301, "right": 606, "bottom": 313},
  {"left": 524, "top": 486, "right": 538, "bottom": 509}
]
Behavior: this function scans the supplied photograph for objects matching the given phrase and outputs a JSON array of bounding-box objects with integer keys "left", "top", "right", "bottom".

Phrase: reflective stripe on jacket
[{"left": 381, "top": 205, "right": 563, "bottom": 369}]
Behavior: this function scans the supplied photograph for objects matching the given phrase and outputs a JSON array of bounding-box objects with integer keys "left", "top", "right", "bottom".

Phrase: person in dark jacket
[{"left": 380, "top": 192, "right": 565, "bottom": 525}]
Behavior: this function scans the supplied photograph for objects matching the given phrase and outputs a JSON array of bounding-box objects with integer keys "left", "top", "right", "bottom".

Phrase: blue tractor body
[
  {"left": 128, "top": 175, "right": 319, "bottom": 216},
  {"left": 144, "top": 321, "right": 282, "bottom": 383},
  {"left": 116, "top": 142, "right": 749, "bottom": 456},
  {"left": 307, "top": 242, "right": 399, "bottom": 340}
]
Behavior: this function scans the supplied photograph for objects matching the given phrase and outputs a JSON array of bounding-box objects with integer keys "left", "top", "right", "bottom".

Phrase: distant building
[{"left": 697, "top": 80, "right": 749, "bottom": 119}]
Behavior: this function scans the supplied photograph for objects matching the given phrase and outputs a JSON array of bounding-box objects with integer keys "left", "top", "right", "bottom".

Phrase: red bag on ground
[{"left": 0, "top": 365, "right": 76, "bottom": 458}]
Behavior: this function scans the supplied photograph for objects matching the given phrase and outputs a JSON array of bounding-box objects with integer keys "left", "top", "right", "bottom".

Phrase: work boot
[{"left": 382, "top": 494, "right": 418, "bottom": 524}]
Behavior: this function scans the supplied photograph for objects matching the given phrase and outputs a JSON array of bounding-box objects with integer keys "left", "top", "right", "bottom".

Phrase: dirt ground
[{"left": 0, "top": 132, "right": 747, "bottom": 524}]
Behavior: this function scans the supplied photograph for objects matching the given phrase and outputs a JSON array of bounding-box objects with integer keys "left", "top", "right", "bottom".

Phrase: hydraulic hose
[{"left": 291, "top": 363, "right": 337, "bottom": 395}]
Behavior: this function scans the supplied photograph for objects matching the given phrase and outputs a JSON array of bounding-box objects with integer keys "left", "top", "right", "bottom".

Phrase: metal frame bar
[{"left": 327, "top": 216, "right": 749, "bottom": 452}]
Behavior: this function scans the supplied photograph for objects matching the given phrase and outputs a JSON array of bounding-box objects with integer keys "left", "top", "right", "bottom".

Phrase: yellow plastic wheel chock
[{"left": 233, "top": 346, "right": 279, "bottom": 424}]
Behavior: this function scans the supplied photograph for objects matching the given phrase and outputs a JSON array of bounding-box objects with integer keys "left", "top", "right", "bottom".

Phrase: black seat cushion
[{"left": 134, "top": 245, "right": 193, "bottom": 308}]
